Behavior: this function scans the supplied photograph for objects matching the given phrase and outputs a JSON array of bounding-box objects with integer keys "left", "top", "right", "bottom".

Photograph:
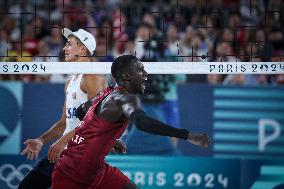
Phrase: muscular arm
[
  {"left": 121, "top": 94, "right": 210, "bottom": 147},
  {"left": 37, "top": 79, "right": 71, "bottom": 144},
  {"left": 130, "top": 110, "right": 189, "bottom": 139},
  {"left": 21, "top": 80, "right": 70, "bottom": 160},
  {"left": 37, "top": 101, "right": 67, "bottom": 144},
  {"left": 121, "top": 95, "right": 188, "bottom": 139}
]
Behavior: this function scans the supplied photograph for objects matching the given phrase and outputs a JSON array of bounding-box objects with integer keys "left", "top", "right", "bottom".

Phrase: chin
[{"left": 65, "top": 56, "right": 76, "bottom": 62}]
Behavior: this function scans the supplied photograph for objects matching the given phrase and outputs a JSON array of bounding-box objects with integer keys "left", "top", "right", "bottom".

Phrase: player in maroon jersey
[{"left": 51, "top": 55, "right": 210, "bottom": 189}]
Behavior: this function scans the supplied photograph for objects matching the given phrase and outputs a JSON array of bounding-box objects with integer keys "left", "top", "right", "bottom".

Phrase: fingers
[
  {"left": 50, "top": 151, "right": 60, "bottom": 163},
  {"left": 48, "top": 147, "right": 59, "bottom": 163},
  {"left": 122, "top": 146, "right": 127, "bottom": 154},
  {"left": 115, "top": 144, "right": 126, "bottom": 154},
  {"left": 202, "top": 134, "right": 211, "bottom": 148},
  {"left": 119, "top": 145, "right": 127, "bottom": 154},
  {"left": 22, "top": 139, "right": 33, "bottom": 155},
  {"left": 48, "top": 147, "right": 54, "bottom": 163},
  {"left": 27, "top": 151, "right": 35, "bottom": 160},
  {"left": 23, "top": 140, "right": 29, "bottom": 145},
  {"left": 187, "top": 133, "right": 211, "bottom": 148},
  {"left": 114, "top": 146, "right": 122, "bottom": 154},
  {"left": 207, "top": 136, "right": 211, "bottom": 146},
  {"left": 21, "top": 148, "right": 28, "bottom": 156},
  {"left": 30, "top": 152, "right": 36, "bottom": 160},
  {"left": 121, "top": 142, "right": 127, "bottom": 154},
  {"left": 21, "top": 149, "right": 35, "bottom": 160},
  {"left": 112, "top": 145, "right": 126, "bottom": 154},
  {"left": 23, "top": 139, "right": 32, "bottom": 145},
  {"left": 27, "top": 151, "right": 32, "bottom": 160},
  {"left": 122, "top": 143, "right": 127, "bottom": 154},
  {"left": 113, "top": 140, "right": 127, "bottom": 154},
  {"left": 34, "top": 151, "right": 39, "bottom": 160},
  {"left": 21, "top": 147, "right": 37, "bottom": 160}
]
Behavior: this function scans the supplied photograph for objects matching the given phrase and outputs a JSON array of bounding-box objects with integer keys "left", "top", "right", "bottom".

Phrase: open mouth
[{"left": 141, "top": 77, "right": 147, "bottom": 89}]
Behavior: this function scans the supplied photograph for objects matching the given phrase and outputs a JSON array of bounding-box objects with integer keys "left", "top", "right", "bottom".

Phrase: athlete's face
[
  {"left": 63, "top": 36, "right": 83, "bottom": 62},
  {"left": 128, "top": 60, "right": 148, "bottom": 94}
]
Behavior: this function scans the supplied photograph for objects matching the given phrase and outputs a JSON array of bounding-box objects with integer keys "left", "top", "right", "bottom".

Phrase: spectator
[{"left": 0, "top": 0, "right": 282, "bottom": 86}]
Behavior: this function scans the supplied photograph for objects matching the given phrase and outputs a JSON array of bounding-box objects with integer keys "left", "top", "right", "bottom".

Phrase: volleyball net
[{"left": 1, "top": 62, "right": 284, "bottom": 74}]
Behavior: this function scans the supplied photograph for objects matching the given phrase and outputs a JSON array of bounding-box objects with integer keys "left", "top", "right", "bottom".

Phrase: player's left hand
[
  {"left": 187, "top": 133, "right": 211, "bottom": 148},
  {"left": 48, "top": 140, "right": 66, "bottom": 163},
  {"left": 112, "top": 139, "right": 127, "bottom": 154}
]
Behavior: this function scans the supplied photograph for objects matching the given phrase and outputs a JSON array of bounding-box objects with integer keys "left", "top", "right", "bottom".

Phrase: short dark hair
[{"left": 111, "top": 55, "right": 139, "bottom": 81}]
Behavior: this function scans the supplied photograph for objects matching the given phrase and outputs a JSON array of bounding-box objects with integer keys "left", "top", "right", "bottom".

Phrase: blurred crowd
[{"left": 0, "top": 0, "right": 283, "bottom": 86}]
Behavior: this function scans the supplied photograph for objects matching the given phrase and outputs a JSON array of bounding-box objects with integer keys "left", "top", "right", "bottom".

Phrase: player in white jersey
[
  {"left": 19, "top": 28, "right": 126, "bottom": 189},
  {"left": 64, "top": 74, "right": 88, "bottom": 136}
]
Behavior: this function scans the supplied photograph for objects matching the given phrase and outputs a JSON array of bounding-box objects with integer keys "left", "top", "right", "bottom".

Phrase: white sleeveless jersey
[{"left": 64, "top": 74, "right": 88, "bottom": 135}]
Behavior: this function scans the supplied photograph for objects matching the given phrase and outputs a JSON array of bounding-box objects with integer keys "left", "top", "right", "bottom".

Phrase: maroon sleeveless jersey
[{"left": 54, "top": 86, "right": 129, "bottom": 186}]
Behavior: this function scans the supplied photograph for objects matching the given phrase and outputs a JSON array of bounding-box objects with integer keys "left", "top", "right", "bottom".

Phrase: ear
[
  {"left": 121, "top": 72, "right": 131, "bottom": 81},
  {"left": 80, "top": 46, "right": 86, "bottom": 52}
]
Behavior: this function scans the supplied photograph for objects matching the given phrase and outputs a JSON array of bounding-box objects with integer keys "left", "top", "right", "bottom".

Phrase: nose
[{"left": 63, "top": 45, "right": 67, "bottom": 52}]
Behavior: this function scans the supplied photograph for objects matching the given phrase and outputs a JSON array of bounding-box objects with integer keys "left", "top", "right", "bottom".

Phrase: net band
[{"left": 0, "top": 62, "right": 283, "bottom": 74}]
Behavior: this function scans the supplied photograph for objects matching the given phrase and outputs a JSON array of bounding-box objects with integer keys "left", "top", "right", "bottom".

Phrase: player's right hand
[
  {"left": 48, "top": 140, "right": 66, "bottom": 163},
  {"left": 21, "top": 139, "right": 43, "bottom": 160}
]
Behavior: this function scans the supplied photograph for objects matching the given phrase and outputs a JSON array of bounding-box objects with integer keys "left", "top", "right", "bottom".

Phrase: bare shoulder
[
  {"left": 82, "top": 74, "right": 107, "bottom": 85},
  {"left": 117, "top": 92, "right": 141, "bottom": 106},
  {"left": 83, "top": 74, "right": 105, "bottom": 80},
  {"left": 116, "top": 92, "right": 142, "bottom": 117},
  {"left": 81, "top": 74, "right": 107, "bottom": 98}
]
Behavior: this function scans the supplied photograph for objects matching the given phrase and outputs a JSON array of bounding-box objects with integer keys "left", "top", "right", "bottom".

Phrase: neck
[
  {"left": 116, "top": 82, "right": 132, "bottom": 93},
  {"left": 77, "top": 57, "right": 91, "bottom": 62}
]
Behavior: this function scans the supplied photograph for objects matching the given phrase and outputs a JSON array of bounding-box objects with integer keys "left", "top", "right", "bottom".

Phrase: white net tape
[{"left": 0, "top": 62, "right": 283, "bottom": 74}]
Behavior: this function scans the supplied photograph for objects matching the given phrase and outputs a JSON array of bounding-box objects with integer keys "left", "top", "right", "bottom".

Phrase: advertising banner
[
  {"left": 178, "top": 85, "right": 284, "bottom": 159},
  {"left": 1, "top": 82, "right": 284, "bottom": 188}
]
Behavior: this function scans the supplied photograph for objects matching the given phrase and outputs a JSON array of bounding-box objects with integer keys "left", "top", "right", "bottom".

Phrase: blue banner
[
  {"left": 0, "top": 155, "right": 241, "bottom": 189},
  {"left": 0, "top": 82, "right": 23, "bottom": 155},
  {"left": 0, "top": 155, "right": 283, "bottom": 189},
  {"left": 107, "top": 156, "right": 241, "bottom": 189},
  {"left": 178, "top": 84, "right": 284, "bottom": 159}
]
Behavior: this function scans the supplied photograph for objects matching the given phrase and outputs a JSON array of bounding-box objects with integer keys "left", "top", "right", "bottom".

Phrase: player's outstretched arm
[
  {"left": 21, "top": 107, "right": 67, "bottom": 160},
  {"left": 121, "top": 94, "right": 211, "bottom": 148},
  {"left": 21, "top": 81, "right": 70, "bottom": 160},
  {"left": 21, "top": 118, "right": 66, "bottom": 160}
]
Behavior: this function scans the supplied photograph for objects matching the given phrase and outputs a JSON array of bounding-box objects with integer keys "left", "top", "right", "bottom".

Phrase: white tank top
[{"left": 64, "top": 74, "right": 88, "bottom": 135}]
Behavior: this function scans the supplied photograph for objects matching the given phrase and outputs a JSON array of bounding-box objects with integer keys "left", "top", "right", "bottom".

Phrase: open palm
[{"left": 21, "top": 139, "right": 43, "bottom": 160}]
